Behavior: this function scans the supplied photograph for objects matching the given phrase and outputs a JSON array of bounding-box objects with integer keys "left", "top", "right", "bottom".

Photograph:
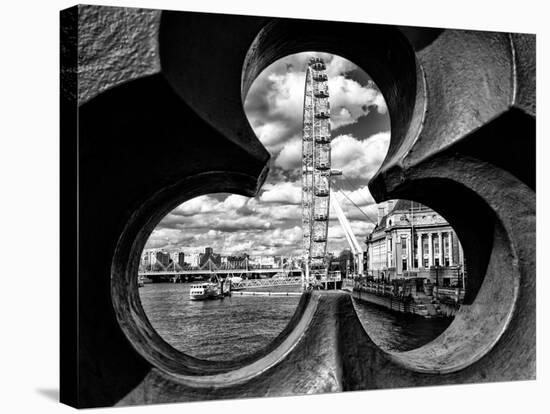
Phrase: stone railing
[{"left": 61, "top": 5, "right": 535, "bottom": 408}]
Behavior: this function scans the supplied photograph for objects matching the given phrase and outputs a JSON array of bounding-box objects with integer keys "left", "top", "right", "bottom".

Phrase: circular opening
[
  {"left": 138, "top": 192, "right": 304, "bottom": 362},
  {"left": 111, "top": 172, "right": 321, "bottom": 384},
  {"left": 362, "top": 175, "right": 521, "bottom": 373},
  {"left": 352, "top": 198, "right": 467, "bottom": 352}
]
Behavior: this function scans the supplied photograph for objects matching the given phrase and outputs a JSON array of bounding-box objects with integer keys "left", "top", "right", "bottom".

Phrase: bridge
[
  {"left": 138, "top": 268, "right": 301, "bottom": 276},
  {"left": 138, "top": 268, "right": 342, "bottom": 289},
  {"left": 139, "top": 240, "right": 344, "bottom": 287},
  {"left": 230, "top": 276, "right": 303, "bottom": 289},
  {"left": 232, "top": 273, "right": 342, "bottom": 288}
]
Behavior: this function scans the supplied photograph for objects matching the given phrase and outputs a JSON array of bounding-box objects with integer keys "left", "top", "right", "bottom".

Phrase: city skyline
[{"left": 145, "top": 52, "right": 391, "bottom": 256}]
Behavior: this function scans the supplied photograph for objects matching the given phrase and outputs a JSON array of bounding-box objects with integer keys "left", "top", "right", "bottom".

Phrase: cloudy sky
[{"left": 145, "top": 52, "right": 391, "bottom": 257}]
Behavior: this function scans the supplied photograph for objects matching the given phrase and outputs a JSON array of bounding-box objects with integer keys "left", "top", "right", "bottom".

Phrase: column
[
  {"left": 407, "top": 235, "right": 413, "bottom": 272},
  {"left": 438, "top": 232, "right": 443, "bottom": 266},
  {"left": 393, "top": 236, "right": 398, "bottom": 269},
  {"left": 417, "top": 233, "right": 422, "bottom": 269},
  {"left": 428, "top": 233, "right": 433, "bottom": 267},
  {"left": 449, "top": 232, "right": 454, "bottom": 265},
  {"left": 396, "top": 237, "right": 402, "bottom": 274},
  {"left": 386, "top": 237, "right": 391, "bottom": 268}
]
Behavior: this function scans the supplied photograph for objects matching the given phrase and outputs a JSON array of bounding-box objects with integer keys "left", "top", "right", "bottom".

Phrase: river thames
[{"left": 140, "top": 282, "right": 453, "bottom": 361}]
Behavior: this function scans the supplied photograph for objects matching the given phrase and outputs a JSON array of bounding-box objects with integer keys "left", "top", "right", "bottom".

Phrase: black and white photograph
[
  {"left": 61, "top": 2, "right": 536, "bottom": 409},
  {"left": 1, "top": 0, "right": 547, "bottom": 413}
]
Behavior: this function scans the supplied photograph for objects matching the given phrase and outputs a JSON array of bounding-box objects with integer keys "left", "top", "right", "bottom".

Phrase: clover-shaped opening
[
  {"left": 138, "top": 192, "right": 304, "bottom": 362},
  {"left": 110, "top": 14, "right": 524, "bottom": 384}
]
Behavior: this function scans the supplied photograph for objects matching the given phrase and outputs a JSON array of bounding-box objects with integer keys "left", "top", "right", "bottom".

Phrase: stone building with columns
[{"left": 365, "top": 200, "right": 465, "bottom": 286}]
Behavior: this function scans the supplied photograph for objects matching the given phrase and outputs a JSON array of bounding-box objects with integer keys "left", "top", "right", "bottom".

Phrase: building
[
  {"left": 141, "top": 250, "right": 157, "bottom": 269},
  {"left": 155, "top": 251, "right": 171, "bottom": 267},
  {"left": 199, "top": 247, "right": 222, "bottom": 269},
  {"left": 365, "top": 200, "right": 465, "bottom": 286},
  {"left": 226, "top": 254, "right": 249, "bottom": 269},
  {"left": 185, "top": 252, "right": 199, "bottom": 267},
  {"left": 169, "top": 251, "right": 186, "bottom": 268}
]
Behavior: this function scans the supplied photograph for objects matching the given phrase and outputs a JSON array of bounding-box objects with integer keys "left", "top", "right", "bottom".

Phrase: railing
[
  {"left": 433, "top": 286, "right": 465, "bottom": 303},
  {"left": 138, "top": 268, "right": 300, "bottom": 276},
  {"left": 230, "top": 276, "right": 303, "bottom": 289},
  {"left": 353, "top": 279, "right": 465, "bottom": 305},
  {"left": 360, "top": 281, "right": 395, "bottom": 296}
]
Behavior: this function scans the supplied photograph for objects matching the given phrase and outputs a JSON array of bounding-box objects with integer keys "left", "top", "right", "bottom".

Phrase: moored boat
[{"left": 189, "top": 282, "right": 223, "bottom": 301}]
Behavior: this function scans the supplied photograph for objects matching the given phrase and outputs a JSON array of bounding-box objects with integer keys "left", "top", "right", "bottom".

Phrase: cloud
[
  {"left": 260, "top": 181, "right": 302, "bottom": 204},
  {"left": 329, "top": 77, "right": 387, "bottom": 130},
  {"left": 222, "top": 194, "right": 249, "bottom": 210},
  {"left": 327, "top": 219, "right": 375, "bottom": 254},
  {"left": 325, "top": 55, "right": 357, "bottom": 78},
  {"left": 244, "top": 69, "right": 305, "bottom": 156},
  {"left": 172, "top": 195, "right": 219, "bottom": 216},
  {"left": 346, "top": 186, "right": 375, "bottom": 206},
  {"left": 331, "top": 132, "right": 390, "bottom": 179},
  {"left": 244, "top": 52, "right": 388, "bottom": 159},
  {"left": 331, "top": 106, "right": 355, "bottom": 129},
  {"left": 211, "top": 216, "right": 272, "bottom": 233},
  {"left": 274, "top": 138, "right": 302, "bottom": 170},
  {"left": 332, "top": 185, "right": 375, "bottom": 207}
]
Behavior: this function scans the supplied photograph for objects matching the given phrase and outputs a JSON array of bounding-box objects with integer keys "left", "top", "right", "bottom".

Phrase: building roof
[
  {"left": 371, "top": 200, "right": 431, "bottom": 234},
  {"left": 393, "top": 200, "right": 430, "bottom": 212}
]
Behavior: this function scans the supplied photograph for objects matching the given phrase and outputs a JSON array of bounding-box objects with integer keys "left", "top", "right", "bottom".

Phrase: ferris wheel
[{"left": 301, "top": 57, "right": 332, "bottom": 284}]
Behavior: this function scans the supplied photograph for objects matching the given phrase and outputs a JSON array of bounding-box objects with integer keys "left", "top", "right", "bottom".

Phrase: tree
[{"left": 338, "top": 249, "right": 354, "bottom": 276}]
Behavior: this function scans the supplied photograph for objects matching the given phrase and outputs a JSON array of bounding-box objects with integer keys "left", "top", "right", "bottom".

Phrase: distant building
[
  {"left": 365, "top": 200, "right": 465, "bottom": 286},
  {"left": 199, "top": 247, "right": 221, "bottom": 269},
  {"left": 141, "top": 249, "right": 188, "bottom": 269},
  {"left": 226, "top": 254, "right": 249, "bottom": 269},
  {"left": 141, "top": 250, "right": 157, "bottom": 269},
  {"left": 187, "top": 252, "right": 200, "bottom": 267},
  {"left": 259, "top": 256, "right": 275, "bottom": 268},
  {"left": 168, "top": 251, "right": 186, "bottom": 268},
  {"left": 156, "top": 251, "right": 171, "bottom": 267},
  {"left": 247, "top": 256, "right": 277, "bottom": 269}
]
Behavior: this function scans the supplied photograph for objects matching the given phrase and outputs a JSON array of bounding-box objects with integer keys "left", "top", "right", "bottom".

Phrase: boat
[{"left": 189, "top": 282, "right": 223, "bottom": 301}]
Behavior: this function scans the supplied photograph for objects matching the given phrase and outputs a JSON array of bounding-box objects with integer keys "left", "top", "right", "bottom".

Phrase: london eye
[{"left": 301, "top": 57, "right": 332, "bottom": 285}]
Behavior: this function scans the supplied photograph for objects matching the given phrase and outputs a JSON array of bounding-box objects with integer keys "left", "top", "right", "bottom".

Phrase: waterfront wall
[
  {"left": 351, "top": 288, "right": 460, "bottom": 318},
  {"left": 352, "top": 289, "right": 416, "bottom": 314}
]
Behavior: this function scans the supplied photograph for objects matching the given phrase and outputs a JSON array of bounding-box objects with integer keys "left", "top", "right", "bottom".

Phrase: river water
[{"left": 139, "top": 282, "right": 453, "bottom": 361}]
